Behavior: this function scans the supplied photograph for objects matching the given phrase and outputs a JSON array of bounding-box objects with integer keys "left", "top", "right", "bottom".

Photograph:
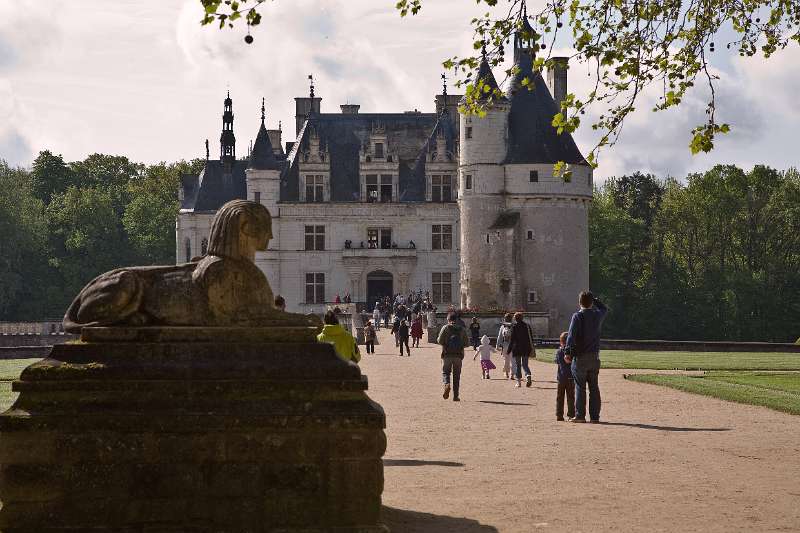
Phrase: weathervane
[
  {"left": 442, "top": 72, "right": 447, "bottom": 97},
  {"left": 205, "top": 139, "right": 209, "bottom": 160},
  {"left": 261, "top": 97, "right": 265, "bottom": 123},
  {"left": 308, "top": 74, "right": 315, "bottom": 98}
]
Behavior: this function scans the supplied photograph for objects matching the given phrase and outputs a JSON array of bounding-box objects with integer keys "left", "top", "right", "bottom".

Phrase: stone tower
[
  {"left": 246, "top": 98, "right": 283, "bottom": 295},
  {"left": 459, "top": 21, "right": 593, "bottom": 332},
  {"left": 458, "top": 49, "right": 512, "bottom": 310}
]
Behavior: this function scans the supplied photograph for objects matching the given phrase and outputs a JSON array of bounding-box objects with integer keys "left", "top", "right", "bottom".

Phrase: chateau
[{"left": 177, "top": 26, "right": 593, "bottom": 335}]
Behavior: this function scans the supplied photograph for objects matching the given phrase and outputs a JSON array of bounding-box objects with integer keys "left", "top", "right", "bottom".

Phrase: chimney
[
  {"left": 267, "top": 129, "right": 283, "bottom": 155},
  {"left": 340, "top": 104, "right": 360, "bottom": 114},
  {"left": 294, "top": 96, "right": 322, "bottom": 136},
  {"left": 547, "top": 57, "right": 568, "bottom": 119}
]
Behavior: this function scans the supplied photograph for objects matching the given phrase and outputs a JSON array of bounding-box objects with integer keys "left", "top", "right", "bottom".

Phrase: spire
[
  {"left": 220, "top": 91, "right": 236, "bottom": 169},
  {"left": 474, "top": 43, "right": 503, "bottom": 102},
  {"left": 442, "top": 72, "right": 447, "bottom": 98},
  {"left": 514, "top": 10, "right": 539, "bottom": 63},
  {"left": 205, "top": 139, "right": 209, "bottom": 160},
  {"left": 248, "top": 101, "right": 281, "bottom": 170},
  {"left": 309, "top": 74, "right": 315, "bottom": 98}
]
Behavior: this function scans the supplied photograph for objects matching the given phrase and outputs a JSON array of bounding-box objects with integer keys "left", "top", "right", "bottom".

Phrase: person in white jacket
[
  {"left": 496, "top": 313, "right": 515, "bottom": 379},
  {"left": 372, "top": 306, "right": 381, "bottom": 330}
]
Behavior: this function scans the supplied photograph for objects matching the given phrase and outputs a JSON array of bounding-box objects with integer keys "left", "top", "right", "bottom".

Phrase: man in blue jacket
[{"left": 565, "top": 291, "right": 609, "bottom": 423}]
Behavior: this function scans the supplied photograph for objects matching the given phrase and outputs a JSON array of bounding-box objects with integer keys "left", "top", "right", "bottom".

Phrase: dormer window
[
  {"left": 374, "top": 142, "right": 384, "bottom": 159},
  {"left": 305, "top": 175, "right": 324, "bottom": 203},
  {"left": 431, "top": 175, "right": 452, "bottom": 202}
]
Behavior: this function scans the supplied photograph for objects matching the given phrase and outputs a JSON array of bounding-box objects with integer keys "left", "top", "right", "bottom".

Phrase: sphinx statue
[{"left": 64, "top": 199, "right": 316, "bottom": 332}]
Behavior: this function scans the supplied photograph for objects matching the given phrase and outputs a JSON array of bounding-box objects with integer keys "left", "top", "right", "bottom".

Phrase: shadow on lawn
[
  {"left": 478, "top": 400, "right": 532, "bottom": 406},
  {"left": 599, "top": 421, "right": 731, "bottom": 432},
  {"left": 382, "top": 506, "right": 499, "bottom": 532},
  {"left": 384, "top": 459, "right": 464, "bottom": 467}
]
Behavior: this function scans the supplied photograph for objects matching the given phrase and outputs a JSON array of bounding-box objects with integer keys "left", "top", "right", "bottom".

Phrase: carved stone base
[{"left": 0, "top": 328, "right": 387, "bottom": 532}]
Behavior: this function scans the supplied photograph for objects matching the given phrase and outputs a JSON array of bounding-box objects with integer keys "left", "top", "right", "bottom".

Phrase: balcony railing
[{"left": 342, "top": 248, "right": 417, "bottom": 258}]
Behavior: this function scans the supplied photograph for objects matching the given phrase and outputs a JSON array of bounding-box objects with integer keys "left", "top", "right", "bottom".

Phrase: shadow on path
[
  {"left": 478, "top": 400, "right": 533, "bottom": 406},
  {"left": 384, "top": 459, "right": 464, "bottom": 467},
  {"left": 382, "top": 506, "right": 499, "bottom": 532},
  {"left": 599, "top": 421, "right": 732, "bottom": 432}
]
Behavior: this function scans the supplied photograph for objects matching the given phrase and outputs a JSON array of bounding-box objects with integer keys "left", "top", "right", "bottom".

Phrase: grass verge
[
  {"left": 534, "top": 350, "right": 800, "bottom": 370},
  {"left": 626, "top": 372, "right": 800, "bottom": 416}
]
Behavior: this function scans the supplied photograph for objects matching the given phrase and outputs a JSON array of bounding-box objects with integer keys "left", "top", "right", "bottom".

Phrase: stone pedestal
[{"left": 0, "top": 326, "right": 387, "bottom": 532}]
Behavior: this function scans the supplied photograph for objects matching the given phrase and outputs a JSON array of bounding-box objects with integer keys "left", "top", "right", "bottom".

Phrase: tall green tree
[{"left": 30, "top": 151, "right": 75, "bottom": 205}]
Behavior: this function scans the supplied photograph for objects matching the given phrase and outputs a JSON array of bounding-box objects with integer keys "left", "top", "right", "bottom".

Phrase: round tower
[
  {"left": 503, "top": 18, "right": 593, "bottom": 334},
  {"left": 458, "top": 51, "right": 511, "bottom": 309}
]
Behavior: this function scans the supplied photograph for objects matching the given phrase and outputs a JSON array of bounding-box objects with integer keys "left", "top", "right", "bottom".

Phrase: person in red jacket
[{"left": 410, "top": 315, "right": 424, "bottom": 347}]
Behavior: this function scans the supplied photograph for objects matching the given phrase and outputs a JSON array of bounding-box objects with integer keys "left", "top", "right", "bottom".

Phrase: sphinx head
[{"left": 208, "top": 200, "right": 272, "bottom": 261}]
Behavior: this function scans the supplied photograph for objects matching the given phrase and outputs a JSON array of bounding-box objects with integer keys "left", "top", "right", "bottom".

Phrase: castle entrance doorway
[{"left": 366, "top": 270, "right": 393, "bottom": 311}]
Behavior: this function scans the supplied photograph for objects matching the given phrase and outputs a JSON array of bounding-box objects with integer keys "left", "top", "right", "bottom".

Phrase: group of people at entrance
[{"left": 435, "top": 291, "right": 608, "bottom": 422}]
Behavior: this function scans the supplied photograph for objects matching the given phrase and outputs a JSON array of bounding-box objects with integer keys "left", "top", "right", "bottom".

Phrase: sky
[{"left": 1, "top": 0, "right": 798, "bottom": 180}]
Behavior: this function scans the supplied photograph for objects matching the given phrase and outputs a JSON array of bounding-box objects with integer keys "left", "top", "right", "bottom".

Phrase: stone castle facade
[{"left": 177, "top": 27, "right": 592, "bottom": 335}]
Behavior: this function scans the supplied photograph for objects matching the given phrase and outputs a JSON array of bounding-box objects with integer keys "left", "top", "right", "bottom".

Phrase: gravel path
[{"left": 362, "top": 329, "right": 800, "bottom": 532}]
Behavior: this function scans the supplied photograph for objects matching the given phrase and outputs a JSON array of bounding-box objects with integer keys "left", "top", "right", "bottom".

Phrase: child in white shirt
[{"left": 473, "top": 335, "right": 497, "bottom": 379}]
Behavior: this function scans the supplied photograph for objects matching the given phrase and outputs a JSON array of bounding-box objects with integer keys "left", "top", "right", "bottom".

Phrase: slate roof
[
  {"left": 180, "top": 174, "right": 199, "bottom": 210},
  {"left": 249, "top": 121, "right": 281, "bottom": 170},
  {"left": 505, "top": 51, "right": 587, "bottom": 165},
  {"left": 282, "top": 111, "right": 458, "bottom": 203},
  {"left": 186, "top": 159, "right": 249, "bottom": 212}
]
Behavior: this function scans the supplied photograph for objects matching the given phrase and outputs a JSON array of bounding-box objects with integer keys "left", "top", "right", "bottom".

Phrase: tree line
[{"left": 1, "top": 152, "right": 798, "bottom": 342}]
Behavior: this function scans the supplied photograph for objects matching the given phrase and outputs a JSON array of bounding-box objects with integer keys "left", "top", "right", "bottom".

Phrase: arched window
[
  {"left": 185, "top": 238, "right": 191, "bottom": 262},
  {"left": 201, "top": 238, "right": 208, "bottom": 256}
]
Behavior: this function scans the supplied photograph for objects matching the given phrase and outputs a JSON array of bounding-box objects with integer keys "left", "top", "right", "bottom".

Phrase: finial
[
  {"left": 308, "top": 74, "right": 315, "bottom": 98},
  {"left": 261, "top": 97, "right": 265, "bottom": 123},
  {"left": 441, "top": 72, "right": 447, "bottom": 97},
  {"left": 227, "top": 89, "right": 230, "bottom": 99},
  {"left": 278, "top": 120, "right": 282, "bottom": 131},
  {"left": 205, "top": 139, "right": 209, "bottom": 160},
  {"left": 521, "top": 0, "right": 527, "bottom": 16}
]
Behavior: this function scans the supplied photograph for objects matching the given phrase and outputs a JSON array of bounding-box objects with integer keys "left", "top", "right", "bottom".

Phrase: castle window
[
  {"left": 374, "top": 142, "right": 384, "bottom": 159},
  {"left": 465, "top": 127, "right": 472, "bottom": 139},
  {"left": 380, "top": 175, "right": 393, "bottom": 203},
  {"left": 367, "top": 227, "right": 392, "bottom": 249},
  {"left": 465, "top": 174, "right": 472, "bottom": 190},
  {"left": 526, "top": 230, "right": 534, "bottom": 241},
  {"left": 366, "top": 175, "right": 378, "bottom": 202},
  {"left": 431, "top": 224, "right": 453, "bottom": 250},
  {"left": 529, "top": 171, "right": 539, "bottom": 183},
  {"left": 201, "top": 238, "right": 208, "bottom": 256},
  {"left": 528, "top": 290, "right": 539, "bottom": 304},
  {"left": 305, "top": 175, "right": 324, "bottom": 203},
  {"left": 304, "top": 225, "right": 325, "bottom": 251},
  {"left": 254, "top": 191, "right": 261, "bottom": 204},
  {"left": 184, "top": 238, "right": 191, "bottom": 262},
  {"left": 486, "top": 234, "right": 490, "bottom": 244},
  {"left": 305, "top": 273, "right": 325, "bottom": 304},
  {"left": 432, "top": 272, "right": 452, "bottom": 304},
  {"left": 431, "top": 175, "right": 452, "bottom": 202}
]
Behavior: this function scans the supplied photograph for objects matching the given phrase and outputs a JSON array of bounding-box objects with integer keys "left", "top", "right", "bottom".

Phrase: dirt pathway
[{"left": 362, "top": 329, "right": 800, "bottom": 532}]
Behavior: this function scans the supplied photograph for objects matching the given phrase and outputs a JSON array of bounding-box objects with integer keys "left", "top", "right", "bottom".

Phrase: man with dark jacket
[
  {"left": 437, "top": 313, "right": 470, "bottom": 401},
  {"left": 506, "top": 312, "right": 536, "bottom": 388},
  {"left": 565, "top": 291, "right": 609, "bottom": 423}
]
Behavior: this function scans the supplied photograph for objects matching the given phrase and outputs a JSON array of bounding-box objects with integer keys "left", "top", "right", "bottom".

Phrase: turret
[
  {"left": 246, "top": 98, "right": 283, "bottom": 297},
  {"left": 220, "top": 91, "right": 236, "bottom": 172},
  {"left": 458, "top": 49, "right": 512, "bottom": 309}
]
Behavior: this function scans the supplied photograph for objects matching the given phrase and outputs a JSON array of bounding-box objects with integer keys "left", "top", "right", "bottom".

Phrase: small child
[
  {"left": 473, "top": 335, "right": 497, "bottom": 379},
  {"left": 554, "top": 331, "right": 575, "bottom": 421}
]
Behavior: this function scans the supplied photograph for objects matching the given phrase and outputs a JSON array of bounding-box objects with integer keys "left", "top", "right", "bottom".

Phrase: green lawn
[
  {"left": 626, "top": 372, "right": 800, "bottom": 416},
  {"left": 0, "top": 359, "right": 39, "bottom": 412},
  {"left": 536, "top": 350, "right": 800, "bottom": 370}
]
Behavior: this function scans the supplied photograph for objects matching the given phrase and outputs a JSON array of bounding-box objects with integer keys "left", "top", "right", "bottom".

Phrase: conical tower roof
[{"left": 248, "top": 99, "right": 281, "bottom": 170}]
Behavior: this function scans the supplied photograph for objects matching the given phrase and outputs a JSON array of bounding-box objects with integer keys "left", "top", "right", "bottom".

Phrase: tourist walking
[
  {"left": 506, "top": 312, "right": 536, "bottom": 388},
  {"left": 410, "top": 315, "right": 424, "bottom": 347},
  {"left": 473, "top": 335, "right": 497, "bottom": 379},
  {"left": 391, "top": 315, "right": 401, "bottom": 347},
  {"left": 317, "top": 311, "right": 360, "bottom": 363},
  {"left": 565, "top": 292, "right": 609, "bottom": 423},
  {"left": 394, "top": 319, "right": 411, "bottom": 356},
  {"left": 437, "top": 313, "right": 470, "bottom": 401},
  {"left": 554, "top": 331, "right": 575, "bottom": 421},
  {"left": 469, "top": 317, "right": 481, "bottom": 350},
  {"left": 496, "top": 313, "right": 514, "bottom": 379},
  {"left": 364, "top": 321, "right": 377, "bottom": 354},
  {"left": 373, "top": 306, "right": 381, "bottom": 330}
]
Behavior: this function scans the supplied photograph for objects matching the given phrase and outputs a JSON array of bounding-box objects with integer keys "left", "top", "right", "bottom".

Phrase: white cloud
[{"left": 0, "top": 0, "right": 797, "bottom": 180}]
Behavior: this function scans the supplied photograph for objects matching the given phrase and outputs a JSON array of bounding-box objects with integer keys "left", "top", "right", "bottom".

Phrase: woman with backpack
[{"left": 497, "top": 312, "right": 514, "bottom": 379}]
